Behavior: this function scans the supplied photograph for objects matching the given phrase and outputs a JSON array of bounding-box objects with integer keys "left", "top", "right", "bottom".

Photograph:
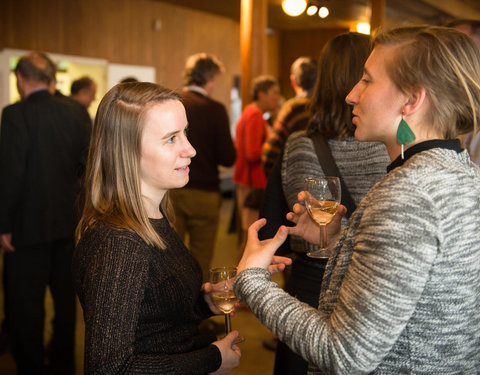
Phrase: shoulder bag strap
[{"left": 310, "top": 133, "right": 356, "bottom": 218}]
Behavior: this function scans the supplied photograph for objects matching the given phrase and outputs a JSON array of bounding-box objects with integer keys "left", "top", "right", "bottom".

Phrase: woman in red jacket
[{"left": 234, "top": 75, "right": 281, "bottom": 251}]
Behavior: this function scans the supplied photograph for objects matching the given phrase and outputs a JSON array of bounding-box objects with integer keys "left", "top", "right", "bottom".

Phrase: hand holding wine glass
[
  {"left": 286, "top": 192, "right": 346, "bottom": 246},
  {"left": 303, "top": 177, "right": 341, "bottom": 258},
  {"left": 209, "top": 267, "right": 245, "bottom": 344}
]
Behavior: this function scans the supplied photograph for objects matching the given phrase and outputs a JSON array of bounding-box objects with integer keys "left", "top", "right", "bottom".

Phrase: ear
[
  {"left": 15, "top": 71, "right": 23, "bottom": 85},
  {"left": 290, "top": 75, "right": 297, "bottom": 90},
  {"left": 256, "top": 90, "right": 266, "bottom": 102},
  {"left": 403, "top": 86, "right": 427, "bottom": 117}
]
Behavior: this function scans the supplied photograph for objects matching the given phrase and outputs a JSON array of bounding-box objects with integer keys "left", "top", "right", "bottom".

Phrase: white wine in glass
[
  {"left": 209, "top": 267, "right": 245, "bottom": 343},
  {"left": 304, "top": 177, "right": 341, "bottom": 258}
]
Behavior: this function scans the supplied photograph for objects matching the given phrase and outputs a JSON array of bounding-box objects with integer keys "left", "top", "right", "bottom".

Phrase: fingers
[
  {"left": 201, "top": 282, "right": 212, "bottom": 293},
  {"left": 337, "top": 204, "right": 347, "bottom": 217},
  {"left": 267, "top": 255, "right": 293, "bottom": 274},
  {"left": 286, "top": 203, "right": 306, "bottom": 223},
  {"left": 297, "top": 190, "right": 306, "bottom": 202},
  {"left": 248, "top": 218, "right": 267, "bottom": 233},
  {"left": 267, "top": 263, "right": 284, "bottom": 273},
  {"left": 271, "top": 255, "right": 293, "bottom": 265},
  {"left": 331, "top": 204, "right": 347, "bottom": 225},
  {"left": 268, "top": 226, "right": 288, "bottom": 250},
  {"left": 225, "top": 330, "right": 239, "bottom": 344}
]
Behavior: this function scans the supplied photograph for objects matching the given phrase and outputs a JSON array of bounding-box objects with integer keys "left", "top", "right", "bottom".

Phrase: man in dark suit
[{"left": 0, "top": 52, "right": 88, "bottom": 375}]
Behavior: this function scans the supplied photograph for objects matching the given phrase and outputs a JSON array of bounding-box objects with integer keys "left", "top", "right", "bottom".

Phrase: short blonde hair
[
  {"left": 373, "top": 25, "right": 480, "bottom": 138},
  {"left": 76, "top": 82, "right": 181, "bottom": 249}
]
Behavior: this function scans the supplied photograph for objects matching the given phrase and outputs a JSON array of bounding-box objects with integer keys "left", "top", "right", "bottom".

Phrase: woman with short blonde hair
[{"left": 234, "top": 26, "right": 480, "bottom": 374}]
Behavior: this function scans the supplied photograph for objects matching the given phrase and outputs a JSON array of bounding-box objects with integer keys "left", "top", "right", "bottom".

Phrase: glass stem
[
  {"left": 319, "top": 224, "right": 327, "bottom": 250},
  {"left": 224, "top": 314, "right": 232, "bottom": 335}
]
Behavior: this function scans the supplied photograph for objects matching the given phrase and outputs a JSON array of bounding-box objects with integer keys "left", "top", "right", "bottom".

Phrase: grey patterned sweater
[
  {"left": 282, "top": 131, "right": 390, "bottom": 253},
  {"left": 235, "top": 147, "right": 480, "bottom": 374}
]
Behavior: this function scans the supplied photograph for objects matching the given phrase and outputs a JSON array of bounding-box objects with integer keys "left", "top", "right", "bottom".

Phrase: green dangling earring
[{"left": 396, "top": 114, "right": 415, "bottom": 159}]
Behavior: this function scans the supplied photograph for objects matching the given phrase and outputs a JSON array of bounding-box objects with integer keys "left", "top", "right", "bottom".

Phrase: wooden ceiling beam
[{"left": 420, "top": 0, "right": 480, "bottom": 20}]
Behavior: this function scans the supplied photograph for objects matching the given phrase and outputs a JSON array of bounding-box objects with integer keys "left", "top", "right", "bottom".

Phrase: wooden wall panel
[
  {"left": 278, "top": 27, "right": 348, "bottom": 99},
  {"left": 0, "top": 0, "right": 242, "bottom": 112}
]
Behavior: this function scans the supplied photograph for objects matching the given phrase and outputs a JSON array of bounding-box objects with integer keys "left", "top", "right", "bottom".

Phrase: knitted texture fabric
[
  {"left": 235, "top": 148, "right": 480, "bottom": 374},
  {"left": 73, "top": 218, "right": 221, "bottom": 374},
  {"left": 261, "top": 97, "right": 311, "bottom": 176},
  {"left": 282, "top": 131, "right": 390, "bottom": 253}
]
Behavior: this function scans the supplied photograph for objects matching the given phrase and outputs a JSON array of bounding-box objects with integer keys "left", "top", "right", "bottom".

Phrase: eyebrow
[
  {"left": 161, "top": 124, "right": 189, "bottom": 140},
  {"left": 161, "top": 130, "right": 180, "bottom": 140}
]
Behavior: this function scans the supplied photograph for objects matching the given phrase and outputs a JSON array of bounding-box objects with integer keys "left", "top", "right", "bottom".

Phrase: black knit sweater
[{"left": 73, "top": 218, "right": 221, "bottom": 374}]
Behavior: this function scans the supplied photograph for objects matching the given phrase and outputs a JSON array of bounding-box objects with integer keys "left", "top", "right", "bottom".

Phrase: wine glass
[
  {"left": 303, "top": 177, "right": 341, "bottom": 258},
  {"left": 209, "top": 267, "right": 245, "bottom": 343}
]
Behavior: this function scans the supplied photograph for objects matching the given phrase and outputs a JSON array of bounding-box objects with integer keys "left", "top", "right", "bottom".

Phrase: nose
[
  {"left": 182, "top": 139, "right": 196, "bottom": 158},
  {"left": 346, "top": 83, "right": 359, "bottom": 106}
]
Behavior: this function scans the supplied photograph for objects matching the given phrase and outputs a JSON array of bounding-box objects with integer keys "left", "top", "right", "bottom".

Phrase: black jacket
[{"left": 0, "top": 89, "right": 88, "bottom": 247}]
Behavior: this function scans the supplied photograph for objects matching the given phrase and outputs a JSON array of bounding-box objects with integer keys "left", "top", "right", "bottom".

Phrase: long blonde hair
[
  {"left": 76, "top": 82, "right": 181, "bottom": 249},
  {"left": 373, "top": 25, "right": 480, "bottom": 138}
]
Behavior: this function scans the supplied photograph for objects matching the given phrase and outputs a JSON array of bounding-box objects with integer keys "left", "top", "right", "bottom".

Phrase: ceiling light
[
  {"left": 356, "top": 22, "right": 371, "bottom": 34},
  {"left": 318, "top": 6, "right": 329, "bottom": 18},
  {"left": 282, "top": 0, "right": 307, "bottom": 17},
  {"left": 306, "top": 4, "right": 318, "bottom": 16}
]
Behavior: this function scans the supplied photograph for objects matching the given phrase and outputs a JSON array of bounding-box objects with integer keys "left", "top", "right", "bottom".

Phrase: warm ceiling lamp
[
  {"left": 282, "top": 0, "right": 307, "bottom": 17},
  {"left": 318, "top": 6, "right": 329, "bottom": 18},
  {"left": 306, "top": 4, "right": 318, "bottom": 16},
  {"left": 301, "top": 1, "right": 329, "bottom": 18},
  {"left": 356, "top": 22, "right": 371, "bottom": 34}
]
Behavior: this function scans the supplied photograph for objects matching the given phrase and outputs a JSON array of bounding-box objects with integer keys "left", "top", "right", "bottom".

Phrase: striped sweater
[{"left": 235, "top": 147, "right": 480, "bottom": 374}]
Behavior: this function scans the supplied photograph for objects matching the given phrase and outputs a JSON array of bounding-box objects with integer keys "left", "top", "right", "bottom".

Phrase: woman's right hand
[
  {"left": 286, "top": 191, "right": 346, "bottom": 245},
  {"left": 210, "top": 331, "right": 242, "bottom": 375}
]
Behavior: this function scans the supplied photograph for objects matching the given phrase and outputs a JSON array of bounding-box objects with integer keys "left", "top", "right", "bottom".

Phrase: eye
[
  {"left": 361, "top": 74, "right": 370, "bottom": 84},
  {"left": 167, "top": 135, "right": 176, "bottom": 144}
]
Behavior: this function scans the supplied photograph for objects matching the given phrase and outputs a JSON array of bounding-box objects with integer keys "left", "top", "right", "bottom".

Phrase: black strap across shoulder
[{"left": 310, "top": 133, "right": 356, "bottom": 218}]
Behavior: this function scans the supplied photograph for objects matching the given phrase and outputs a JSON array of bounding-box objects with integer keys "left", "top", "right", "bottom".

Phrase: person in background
[
  {"left": 447, "top": 19, "right": 480, "bottom": 165},
  {"left": 170, "top": 53, "right": 235, "bottom": 281},
  {"left": 0, "top": 52, "right": 88, "bottom": 375},
  {"left": 49, "top": 70, "right": 92, "bottom": 140},
  {"left": 260, "top": 32, "right": 390, "bottom": 375},
  {"left": 73, "top": 82, "right": 241, "bottom": 374},
  {"left": 261, "top": 56, "right": 317, "bottom": 177},
  {"left": 70, "top": 75, "right": 97, "bottom": 110},
  {"left": 233, "top": 75, "right": 281, "bottom": 252},
  {"left": 119, "top": 76, "right": 139, "bottom": 83},
  {"left": 235, "top": 25, "right": 480, "bottom": 374}
]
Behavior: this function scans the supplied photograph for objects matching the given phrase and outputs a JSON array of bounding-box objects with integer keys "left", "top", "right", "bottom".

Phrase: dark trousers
[
  {"left": 273, "top": 255, "right": 327, "bottom": 375},
  {"left": 4, "top": 238, "right": 76, "bottom": 375}
]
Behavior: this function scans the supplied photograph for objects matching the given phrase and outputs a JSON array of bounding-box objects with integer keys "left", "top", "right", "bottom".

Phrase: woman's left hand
[
  {"left": 202, "top": 282, "right": 223, "bottom": 315},
  {"left": 237, "top": 218, "right": 293, "bottom": 274}
]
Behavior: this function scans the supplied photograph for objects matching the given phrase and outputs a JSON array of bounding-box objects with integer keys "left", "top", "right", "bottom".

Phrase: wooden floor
[{"left": 0, "top": 197, "right": 281, "bottom": 374}]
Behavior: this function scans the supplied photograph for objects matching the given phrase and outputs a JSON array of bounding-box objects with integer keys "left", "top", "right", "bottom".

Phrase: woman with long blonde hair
[{"left": 73, "top": 82, "right": 241, "bottom": 374}]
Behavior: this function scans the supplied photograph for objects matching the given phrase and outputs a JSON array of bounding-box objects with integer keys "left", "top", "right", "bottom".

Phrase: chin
[{"left": 354, "top": 129, "right": 364, "bottom": 142}]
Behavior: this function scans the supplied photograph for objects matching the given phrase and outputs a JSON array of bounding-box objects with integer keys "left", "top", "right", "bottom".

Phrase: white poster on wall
[{"left": 107, "top": 64, "right": 156, "bottom": 89}]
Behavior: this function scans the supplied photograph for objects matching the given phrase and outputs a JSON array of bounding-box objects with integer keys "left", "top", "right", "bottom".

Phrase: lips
[{"left": 175, "top": 164, "right": 190, "bottom": 173}]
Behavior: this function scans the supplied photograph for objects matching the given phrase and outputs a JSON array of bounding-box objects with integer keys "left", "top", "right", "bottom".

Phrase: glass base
[{"left": 306, "top": 249, "right": 329, "bottom": 259}]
